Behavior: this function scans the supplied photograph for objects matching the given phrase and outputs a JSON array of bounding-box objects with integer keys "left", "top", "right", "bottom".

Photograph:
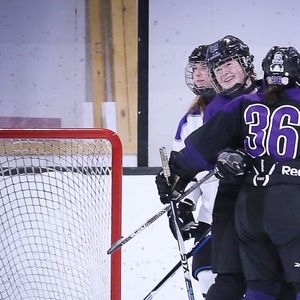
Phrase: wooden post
[
  {"left": 110, "top": 0, "right": 137, "bottom": 154},
  {"left": 87, "top": 0, "right": 106, "bottom": 128},
  {"left": 87, "top": 0, "right": 138, "bottom": 154}
]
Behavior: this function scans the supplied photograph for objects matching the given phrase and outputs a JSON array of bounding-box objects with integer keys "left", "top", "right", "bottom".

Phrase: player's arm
[
  {"left": 156, "top": 97, "right": 245, "bottom": 198},
  {"left": 184, "top": 96, "right": 245, "bottom": 166}
]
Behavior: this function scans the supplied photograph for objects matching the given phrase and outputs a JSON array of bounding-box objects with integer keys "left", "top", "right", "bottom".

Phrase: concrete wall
[
  {"left": 1, "top": 0, "right": 300, "bottom": 167},
  {"left": 148, "top": 0, "right": 300, "bottom": 165},
  {"left": 0, "top": 0, "right": 90, "bottom": 128}
]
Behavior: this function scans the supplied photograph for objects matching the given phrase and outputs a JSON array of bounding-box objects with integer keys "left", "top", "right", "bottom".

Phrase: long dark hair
[
  {"left": 263, "top": 86, "right": 287, "bottom": 106},
  {"left": 187, "top": 94, "right": 214, "bottom": 114},
  {"left": 262, "top": 46, "right": 300, "bottom": 105}
]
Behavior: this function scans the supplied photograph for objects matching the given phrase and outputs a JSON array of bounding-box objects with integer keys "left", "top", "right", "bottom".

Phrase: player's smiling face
[
  {"left": 214, "top": 59, "right": 246, "bottom": 90},
  {"left": 192, "top": 63, "right": 213, "bottom": 88}
]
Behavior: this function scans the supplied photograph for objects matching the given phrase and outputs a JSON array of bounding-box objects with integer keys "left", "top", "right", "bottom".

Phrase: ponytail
[{"left": 263, "top": 86, "right": 286, "bottom": 105}]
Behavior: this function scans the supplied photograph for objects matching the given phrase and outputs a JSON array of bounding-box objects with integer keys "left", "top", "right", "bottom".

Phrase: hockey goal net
[{"left": 0, "top": 128, "right": 122, "bottom": 300}]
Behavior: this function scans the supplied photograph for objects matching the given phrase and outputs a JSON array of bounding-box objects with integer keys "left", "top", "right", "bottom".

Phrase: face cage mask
[
  {"left": 185, "top": 61, "right": 214, "bottom": 96},
  {"left": 209, "top": 55, "right": 255, "bottom": 98}
]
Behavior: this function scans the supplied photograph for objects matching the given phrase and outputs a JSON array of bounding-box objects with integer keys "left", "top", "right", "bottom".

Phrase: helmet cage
[
  {"left": 185, "top": 61, "right": 215, "bottom": 95},
  {"left": 206, "top": 36, "right": 256, "bottom": 96},
  {"left": 209, "top": 55, "right": 252, "bottom": 95}
]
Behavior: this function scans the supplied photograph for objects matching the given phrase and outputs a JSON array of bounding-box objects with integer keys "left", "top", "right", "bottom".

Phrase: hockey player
[
  {"left": 156, "top": 45, "right": 300, "bottom": 299},
  {"left": 156, "top": 44, "right": 218, "bottom": 298},
  {"left": 157, "top": 35, "right": 256, "bottom": 299},
  {"left": 204, "top": 38, "right": 294, "bottom": 300},
  {"left": 197, "top": 35, "right": 257, "bottom": 300}
]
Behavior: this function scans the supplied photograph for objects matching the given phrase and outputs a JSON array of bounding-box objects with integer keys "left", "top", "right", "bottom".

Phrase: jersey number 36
[{"left": 244, "top": 103, "right": 300, "bottom": 160}]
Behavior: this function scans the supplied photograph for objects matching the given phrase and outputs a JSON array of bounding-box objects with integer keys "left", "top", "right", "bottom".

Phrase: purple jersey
[
  {"left": 175, "top": 88, "right": 300, "bottom": 177},
  {"left": 204, "top": 79, "right": 264, "bottom": 123},
  {"left": 203, "top": 94, "right": 231, "bottom": 123}
]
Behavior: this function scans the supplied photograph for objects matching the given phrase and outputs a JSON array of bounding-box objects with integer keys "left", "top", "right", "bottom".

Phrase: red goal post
[{"left": 0, "top": 128, "right": 122, "bottom": 300}]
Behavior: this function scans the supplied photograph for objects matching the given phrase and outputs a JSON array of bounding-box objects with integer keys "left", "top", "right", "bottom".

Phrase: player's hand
[
  {"left": 155, "top": 171, "right": 172, "bottom": 204},
  {"left": 155, "top": 151, "right": 194, "bottom": 204},
  {"left": 215, "top": 148, "right": 247, "bottom": 179},
  {"left": 168, "top": 198, "right": 199, "bottom": 241},
  {"left": 155, "top": 171, "right": 191, "bottom": 204}
]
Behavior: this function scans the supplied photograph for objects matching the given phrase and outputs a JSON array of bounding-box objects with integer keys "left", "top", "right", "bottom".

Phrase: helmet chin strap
[
  {"left": 201, "top": 88, "right": 216, "bottom": 104},
  {"left": 222, "top": 77, "right": 256, "bottom": 99}
]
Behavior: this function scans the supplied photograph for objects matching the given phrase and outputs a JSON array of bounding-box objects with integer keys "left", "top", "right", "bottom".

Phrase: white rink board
[{"left": 122, "top": 175, "right": 204, "bottom": 300}]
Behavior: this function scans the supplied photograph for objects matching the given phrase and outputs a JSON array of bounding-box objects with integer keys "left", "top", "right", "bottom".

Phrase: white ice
[{"left": 122, "top": 174, "right": 204, "bottom": 300}]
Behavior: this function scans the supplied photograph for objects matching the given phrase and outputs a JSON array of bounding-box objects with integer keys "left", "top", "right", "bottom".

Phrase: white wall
[
  {"left": 0, "top": 0, "right": 90, "bottom": 128},
  {"left": 148, "top": 0, "right": 300, "bottom": 165},
  {"left": 1, "top": 0, "right": 300, "bottom": 166}
]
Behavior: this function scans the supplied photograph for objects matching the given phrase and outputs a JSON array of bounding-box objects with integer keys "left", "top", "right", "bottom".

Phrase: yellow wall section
[{"left": 88, "top": 0, "right": 138, "bottom": 154}]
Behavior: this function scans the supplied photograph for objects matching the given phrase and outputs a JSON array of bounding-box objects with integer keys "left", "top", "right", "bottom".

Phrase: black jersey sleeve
[{"left": 176, "top": 98, "right": 245, "bottom": 176}]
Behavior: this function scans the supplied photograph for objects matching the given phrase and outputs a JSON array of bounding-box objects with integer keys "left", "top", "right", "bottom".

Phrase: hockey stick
[
  {"left": 143, "top": 228, "right": 211, "bottom": 300},
  {"left": 159, "top": 146, "right": 195, "bottom": 300},
  {"left": 107, "top": 167, "right": 216, "bottom": 255}
]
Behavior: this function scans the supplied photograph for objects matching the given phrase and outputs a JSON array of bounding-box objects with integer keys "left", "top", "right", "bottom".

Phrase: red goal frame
[{"left": 0, "top": 128, "right": 122, "bottom": 300}]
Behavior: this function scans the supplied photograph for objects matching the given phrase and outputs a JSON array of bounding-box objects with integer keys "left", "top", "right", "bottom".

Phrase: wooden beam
[
  {"left": 110, "top": 0, "right": 137, "bottom": 154},
  {"left": 87, "top": 0, "right": 106, "bottom": 128}
]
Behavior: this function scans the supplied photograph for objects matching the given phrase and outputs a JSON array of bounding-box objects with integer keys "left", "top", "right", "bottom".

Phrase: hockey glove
[
  {"left": 215, "top": 148, "right": 247, "bottom": 179},
  {"left": 168, "top": 198, "right": 199, "bottom": 241},
  {"left": 155, "top": 171, "right": 172, "bottom": 204},
  {"left": 155, "top": 151, "right": 195, "bottom": 204}
]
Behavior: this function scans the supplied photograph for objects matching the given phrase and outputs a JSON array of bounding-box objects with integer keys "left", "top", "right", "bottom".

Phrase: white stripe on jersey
[{"left": 173, "top": 111, "right": 219, "bottom": 224}]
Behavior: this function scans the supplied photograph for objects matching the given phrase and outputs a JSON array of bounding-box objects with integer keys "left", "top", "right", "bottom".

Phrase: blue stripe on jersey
[
  {"left": 222, "top": 92, "right": 264, "bottom": 113},
  {"left": 204, "top": 94, "right": 231, "bottom": 123},
  {"left": 222, "top": 88, "right": 300, "bottom": 114},
  {"left": 286, "top": 87, "right": 300, "bottom": 102},
  {"left": 184, "top": 138, "right": 214, "bottom": 171},
  {"left": 175, "top": 109, "right": 201, "bottom": 140}
]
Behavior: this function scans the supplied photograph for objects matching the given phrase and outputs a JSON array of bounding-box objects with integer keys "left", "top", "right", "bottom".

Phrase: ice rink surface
[{"left": 122, "top": 175, "right": 204, "bottom": 300}]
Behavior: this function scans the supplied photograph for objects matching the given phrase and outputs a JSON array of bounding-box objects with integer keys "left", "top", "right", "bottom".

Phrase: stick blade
[
  {"left": 107, "top": 236, "right": 125, "bottom": 255},
  {"left": 143, "top": 292, "right": 154, "bottom": 300}
]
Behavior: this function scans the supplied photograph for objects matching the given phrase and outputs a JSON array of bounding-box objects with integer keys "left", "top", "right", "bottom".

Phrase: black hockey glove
[
  {"left": 215, "top": 148, "right": 248, "bottom": 179},
  {"left": 155, "top": 151, "right": 195, "bottom": 204},
  {"left": 155, "top": 171, "right": 172, "bottom": 204},
  {"left": 168, "top": 198, "right": 199, "bottom": 241},
  {"left": 155, "top": 171, "right": 191, "bottom": 204}
]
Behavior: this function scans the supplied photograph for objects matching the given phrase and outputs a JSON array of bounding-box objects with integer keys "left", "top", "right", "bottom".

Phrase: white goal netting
[{"left": 0, "top": 129, "right": 122, "bottom": 300}]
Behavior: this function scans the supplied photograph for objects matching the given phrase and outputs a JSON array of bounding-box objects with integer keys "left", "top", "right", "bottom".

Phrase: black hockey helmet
[
  {"left": 188, "top": 45, "right": 207, "bottom": 63},
  {"left": 185, "top": 45, "right": 215, "bottom": 99},
  {"left": 262, "top": 46, "right": 300, "bottom": 87},
  {"left": 206, "top": 35, "right": 256, "bottom": 97}
]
